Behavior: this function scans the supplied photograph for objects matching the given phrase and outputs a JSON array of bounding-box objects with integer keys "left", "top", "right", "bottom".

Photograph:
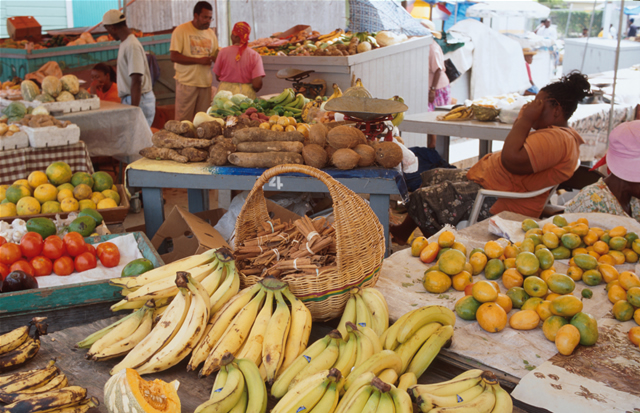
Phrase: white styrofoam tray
[
  {"left": 1, "top": 96, "right": 101, "bottom": 114},
  {"left": 23, "top": 124, "right": 80, "bottom": 148},
  {"left": 0, "top": 131, "right": 29, "bottom": 150}
]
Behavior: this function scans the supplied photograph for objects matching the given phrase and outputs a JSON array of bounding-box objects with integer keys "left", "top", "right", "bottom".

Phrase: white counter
[{"left": 563, "top": 38, "right": 640, "bottom": 75}]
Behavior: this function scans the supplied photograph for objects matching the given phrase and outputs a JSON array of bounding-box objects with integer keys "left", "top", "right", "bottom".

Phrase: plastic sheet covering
[{"left": 57, "top": 101, "right": 153, "bottom": 163}]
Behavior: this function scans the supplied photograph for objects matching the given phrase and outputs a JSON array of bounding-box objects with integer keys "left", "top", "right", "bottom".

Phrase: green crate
[
  {"left": 0, "top": 34, "right": 170, "bottom": 81},
  {"left": 0, "top": 231, "right": 163, "bottom": 319}
]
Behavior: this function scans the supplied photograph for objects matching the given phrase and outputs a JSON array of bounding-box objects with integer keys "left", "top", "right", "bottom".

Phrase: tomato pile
[{"left": 0, "top": 232, "right": 120, "bottom": 279}]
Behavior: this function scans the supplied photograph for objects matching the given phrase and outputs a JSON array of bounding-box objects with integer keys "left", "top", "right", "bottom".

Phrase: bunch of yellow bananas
[
  {"left": 441, "top": 106, "right": 473, "bottom": 121},
  {"left": 0, "top": 317, "right": 47, "bottom": 372}
]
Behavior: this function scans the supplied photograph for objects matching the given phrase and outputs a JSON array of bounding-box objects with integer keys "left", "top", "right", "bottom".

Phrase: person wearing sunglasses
[{"left": 391, "top": 71, "right": 591, "bottom": 242}]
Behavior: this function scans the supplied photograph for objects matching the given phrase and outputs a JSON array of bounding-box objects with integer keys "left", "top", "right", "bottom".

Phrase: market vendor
[
  {"left": 89, "top": 63, "right": 119, "bottom": 103},
  {"left": 564, "top": 120, "right": 640, "bottom": 222},
  {"left": 170, "top": 1, "right": 218, "bottom": 121},
  {"left": 390, "top": 72, "right": 591, "bottom": 242},
  {"left": 523, "top": 48, "right": 538, "bottom": 96},
  {"left": 213, "top": 22, "right": 265, "bottom": 99},
  {"left": 102, "top": 9, "right": 156, "bottom": 126},
  {"left": 427, "top": 37, "right": 451, "bottom": 148}
]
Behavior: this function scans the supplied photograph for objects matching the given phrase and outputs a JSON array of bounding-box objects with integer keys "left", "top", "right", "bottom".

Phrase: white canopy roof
[{"left": 466, "top": 0, "right": 550, "bottom": 19}]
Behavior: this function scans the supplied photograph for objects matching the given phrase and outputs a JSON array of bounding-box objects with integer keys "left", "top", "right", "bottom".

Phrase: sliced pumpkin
[{"left": 104, "top": 368, "right": 180, "bottom": 413}]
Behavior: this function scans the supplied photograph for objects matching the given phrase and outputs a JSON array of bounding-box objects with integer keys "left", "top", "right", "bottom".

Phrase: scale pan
[{"left": 324, "top": 96, "right": 408, "bottom": 121}]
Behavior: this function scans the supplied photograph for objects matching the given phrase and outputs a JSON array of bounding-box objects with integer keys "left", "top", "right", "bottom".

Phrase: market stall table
[
  {"left": 126, "top": 159, "right": 409, "bottom": 256},
  {"left": 57, "top": 100, "right": 153, "bottom": 164},
  {"left": 0, "top": 140, "right": 93, "bottom": 185}
]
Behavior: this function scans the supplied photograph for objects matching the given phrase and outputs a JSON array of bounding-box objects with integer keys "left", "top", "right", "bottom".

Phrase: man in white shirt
[{"left": 535, "top": 19, "right": 558, "bottom": 40}]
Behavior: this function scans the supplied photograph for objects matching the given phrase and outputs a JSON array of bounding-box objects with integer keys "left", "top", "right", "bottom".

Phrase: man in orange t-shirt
[{"left": 390, "top": 72, "right": 590, "bottom": 242}]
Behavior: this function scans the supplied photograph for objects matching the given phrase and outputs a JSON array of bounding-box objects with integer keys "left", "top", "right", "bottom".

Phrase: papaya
[
  {"left": 515, "top": 252, "right": 539, "bottom": 276},
  {"left": 535, "top": 248, "right": 555, "bottom": 270},
  {"left": 484, "top": 258, "right": 505, "bottom": 280},
  {"left": 68, "top": 216, "right": 96, "bottom": 237},
  {"left": 506, "top": 287, "right": 530, "bottom": 309},
  {"left": 546, "top": 273, "right": 575, "bottom": 295},
  {"left": 573, "top": 254, "right": 598, "bottom": 270},
  {"left": 555, "top": 324, "right": 581, "bottom": 355},
  {"left": 122, "top": 258, "right": 155, "bottom": 277},
  {"left": 550, "top": 295, "right": 583, "bottom": 317},
  {"left": 542, "top": 315, "right": 569, "bottom": 341},
  {"left": 551, "top": 246, "right": 571, "bottom": 260},
  {"left": 561, "top": 233, "right": 582, "bottom": 250},
  {"left": 26, "top": 217, "right": 57, "bottom": 239},
  {"left": 570, "top": 312, "right": 598, "bottom": 346},
  {"left": 78, "top": 208, "right": 104, "bottom": 225},
  {"left": 509, "top": 309, "right": 540, "bottom": 330},
  {"left": 454, "top": 295, "right": 482, "bottom": 321}
]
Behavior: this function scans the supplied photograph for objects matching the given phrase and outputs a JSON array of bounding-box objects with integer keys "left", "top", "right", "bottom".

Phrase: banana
[
  {"left": 416, "top": 382, "right": 486, "bottom": 412},
  {"left": 394, "top": 322, "right": 442, "bottom": 373},
  {"left": 339, "top": 384, "right": 374, "bottom": 413},
  {"left": 189, "top": 284, "right": 261, "bottom": 372},
  {"left": 358, "top": 325, "right": 383, "bottom": 354},
  {"left": 288, "top": 333, "right": 340, "bottom": 390},
  {"left": 271, "top": 334, "right": 332, "bottom": 399},
  {"left": 376, "top": 391, "right": 396, "bottom": 413},
  {"left": 2, "top": 386, "right": 87, "bottom": 413},
  {"left": 200, "top": 288, "right": 266, "bottom": 376},
  {"left": 211, "top": 366, "right": 228, "bottom": 398},
  {"left": 326, "top": 84, "right": 343, "bottom": 102},
  {"left": 279, "top": 89, "right": 296, "bottom": 107},
  {"left": 443, "top": 112, "right": 463, "bottom": 120},
  {"left": 0, "top": 326, "right": 29, "bottom": 355},
  {"left": 429, "top": 385, "right": 496, "bottom": 413},
  {"left": 112, "top": 295, "right": 172, "bottom": 312},
  {"left": 195, "top": 358, "right": 245, "bottom": 413},
  {"left": 354, "top": 291, "right": 373, "bottom": 331},
  {"left": 280, "top": 287, "right": 312, "bottom": 373},
  {"left": 272, "top": 369, "right": 341, "bottom": 413},
  {"left": 378, "top": 368, "right": 398, "bottom": 385},
  {"left": 350, "top": 323, "right": 374, "bottom": 370},
  {"left": 397, "top": 372, "right": 417, "bottom": 392},
  {"left": 52, "top": 396, "right": 100, "bottom": 413},
  {"left": 407, "top": 324, "right": 454, "bottom": 378},
  {"left": 0, "top": 334, "right": 41, "bottom": 372},
  {"left": 269, "top": 89, "right": 292, "bottom": 104},
  {"left": 236, "top": 358, "right": 268, "bottom": 413},
  {"left": 201, "top": 261, "right": 225, "bottom": 296},
  {"left": 489, "top": 382, "right": 513, "bottom": 413},
  {"left": 86, "top": 306, "right": 147, "bottom": 359},
  {"left": 92, "top": 303, "right": 155, "bottom": 361},
  {"left": 345, "top": 350, "right": 402, "bottom": 390},
  {"left": 383, "top": 311, "right": 415, "bottom": 351},
  {"left": 338, "top": 371, "right": 375, "bottom": 405},
  {"left": 1, "top": 374, "right": 69, "bottom": 403},
  {"left": 408, "top": 370, "right": 484, "bottom": 398},
  {"left": 0, "top": 360, "right": 58, "bottom": 394},
  {"left": 284, "top": 94, "right": 303, "bottom": 109},
  {"left": 263, "top": 290, "right": 291, "bottom": 384},
  {"left": 111, "top": 278, "right": 191, "bottom": 375},
  {"left": 111, "top": 248, "right": 218, "bottom": 289},
  {"left": 0, "top": 359, "right": 56, "bottom": 388},
  {"left": 332, "top": 332, "right": 357, "bottom": 377},
  {"left": 308, "top": 380, "right": 339, "bottom": 413},
  {"left": 237, "top": 290, "right": 273, "bottom": 367},
  {"left": 337, "top": 295, "right": 357, "bottom": 339},
  {"left": 362, "top": 389, "right": 381, "bottom": 413},
  {"left": 389, "top": 385, "right": 413, "bottom": 413},
  {"left": 210, "top": 262, "right": 241, "bottom": 313},
  {"left": 396, "top": 306, "right": 456, "bottom": 344},
  {"left": 360, "top": 288, "right": 389, "bottom": 336},
  {"left": 136, "top": 273, "right": 210, "bottom": 375},
  {"left": 390, "top": 96, "right": 406, "bottom": 128}
]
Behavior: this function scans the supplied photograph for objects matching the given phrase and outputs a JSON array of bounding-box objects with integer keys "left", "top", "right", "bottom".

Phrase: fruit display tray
[
  {"left": 0, "top": 231, "right": 163, "bottom": 329},
  {"left": 22, "top": 123, "right": 80, "bottom": 148},
  {"left": 0, "top": 130, "right": 29, "bottom": 150},
  {"left": 0, "top": 96, "right": 101, "bottom": 114},
  {"left": 0, "top": 184, "right": 130, "bottom": 225}
]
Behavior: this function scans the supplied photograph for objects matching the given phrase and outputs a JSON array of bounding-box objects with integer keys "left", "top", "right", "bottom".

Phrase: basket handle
[{"left": 253, "top": 164, "right": 337, "bottom": 188}]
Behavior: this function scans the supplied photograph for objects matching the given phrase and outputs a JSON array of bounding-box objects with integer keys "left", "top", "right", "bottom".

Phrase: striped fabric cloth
[
  {"left": 348, "top": 0, "right": 432, "bottom": 36},
  {"left": 0, "top": 141, "right": 94, "bottom": 185}
]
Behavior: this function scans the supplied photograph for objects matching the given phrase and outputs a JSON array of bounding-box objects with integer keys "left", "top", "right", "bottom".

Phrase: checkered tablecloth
[{"left": 0, "top": 141, "right": 94, "bottom": 185}]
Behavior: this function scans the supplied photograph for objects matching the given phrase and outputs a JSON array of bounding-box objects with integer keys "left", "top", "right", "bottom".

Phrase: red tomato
[
  {"left": 63, "top": 232, "right": 86, "bottom": 257},
  {"left": 30, "top": 256, "right": 53, "bottom": 277},
  {"left": 10, "top": 259, "right": 35, "bottom": 276},
  {"left": 96, "top": 242, "right": 117, "bottom": 258},
  {"left": 85, "top": 244, "right": 97, "bottom": 256},
  {"left": 0, "top": 263, "right": 9, "bottom": 280},
  {"left": 0, "top": 236, "right": 6, "bottom": 247},
  {"left": 98, "top": 246, "right": 120, "bottom": 268},
  {"left": 53, "top": 256, "right": 75, "bottom": 276},
  {"left": 74, "top": 252, "right": 97, "bottom": 273},
  {"left": 0, "top": 243, "right": 22, "bottom": 265},
  {"left": 43, "top": 236, "right": 66, "bottom": 260},
  {"left": 20, "top": 232, "right": 44, "bottom": 258}
]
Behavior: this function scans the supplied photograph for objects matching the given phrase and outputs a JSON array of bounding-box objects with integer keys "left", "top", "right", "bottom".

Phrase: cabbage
[
  {"left": 223, "top": 100, "right": 236, "bottom": 110},
  {"left": 230, "top": 94, "right": 248, "bottom": 105},
  {"left": 2, "top": 102, "right": 27, "bottom": 122},
  {"left": 215, "top": 90, "right": 233, "bottom": 100}
]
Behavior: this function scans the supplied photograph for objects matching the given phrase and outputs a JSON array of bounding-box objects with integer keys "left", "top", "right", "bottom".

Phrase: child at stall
[{"left": 90, "top": 63, "right": 119, "bottom": 103}]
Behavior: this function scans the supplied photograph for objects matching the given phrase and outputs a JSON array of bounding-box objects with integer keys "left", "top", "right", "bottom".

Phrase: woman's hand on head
[{"left": 518, "top": 99, "right": 544, "bottom": 124}]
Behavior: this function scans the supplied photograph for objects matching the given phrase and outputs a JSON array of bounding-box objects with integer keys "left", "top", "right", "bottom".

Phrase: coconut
[
  {"left": 307, "top": 123, "right": 328, "bottom": 146},
  {"left": 353, "top": 144, "right": 376, "bottom": 167},
  {"left": 325, "top": 145, "right": 337, "bottom": 165},
  {"left": 327, "top": 125, "right": 363, "bottom": 149},
  {"left": 332, "top": 148, "right": 361, "bottom": 170},
  {"left": 375, "top": 141, "right": 403, "bottom": 168},
  {"left": 302, "top": 144, "right": 328, "bottom": 169}
]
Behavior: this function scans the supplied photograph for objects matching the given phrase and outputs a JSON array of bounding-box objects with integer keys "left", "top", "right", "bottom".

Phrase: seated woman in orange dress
[{"left": 90, "top": 63, "right": 119, "bottom": 103}]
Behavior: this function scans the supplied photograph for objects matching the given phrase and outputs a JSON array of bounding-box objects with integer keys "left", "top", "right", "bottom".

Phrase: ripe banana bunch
[
  {"left": 409, "top": 370, "right": 512, "bottom": 413},
  {"left": 389, "top": 96, "right": 405, "bottom": 127},
  {"left": 337, "top": 287, "right": 389, "bottom": 338},
  {"left": 194, "top": 353, "right": 267, "bottom": 413},
  {"left": 191, "top": 277, "right": 312, "bottom": 384},
  {"left": 284, "top": 93, "right": 306, "bottom": 110},
  {"left": 381, "top": 305, "right": 455, "bottom": 376},
  {"left": 336, "top": 374, "right": 412, "bottom": 413},
  {"left": 441, "top": 105, "right": 473, "bottom": 121},
  {"left": 268, "top": 88, "right": 296, "bottom": 106},
  {"left": 271, "top": 368, "right": 343, "bottom": 413},
  {"left": 326, "top": 83, "right": 343, "bottom": 102},
  {"left": 110, "top": 271, "right": 210, "bottom": 375},
  {"left": 0, "top": 317, "right": 48, "bottom": 372}
]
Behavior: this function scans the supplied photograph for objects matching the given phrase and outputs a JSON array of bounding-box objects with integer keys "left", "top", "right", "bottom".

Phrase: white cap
[{"left": 102, "top": 10, "right": 126, "bottom": 26}]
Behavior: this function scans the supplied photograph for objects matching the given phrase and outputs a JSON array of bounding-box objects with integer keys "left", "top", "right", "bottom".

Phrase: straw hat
[{"left": 523, "top": 48, "right": 537, "bottom": 56}]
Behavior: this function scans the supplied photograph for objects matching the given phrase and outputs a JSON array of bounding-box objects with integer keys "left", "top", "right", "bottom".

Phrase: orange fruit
[
  {"left": 502, "top": 268, "right": 524, "bottom": 289},
  {"left": 608, "top": 250, "right": 626, "bottom": 265},
  {"left": 504, "top": 245, "right": 519, "bottom": 259},
  {"left": 598, "top": 264, "right": 619, "bottom": 284},
  {"left": 509, "top": 309, "right": 540, "bottom": 330},
  {"left": 627, "top": 286, "right": 640, "bottom": 308},
  {"left": 536, "top": 300, "right": 553, "bottom": 321},
  {"left": 545, "top": 292, "right": 562, "bottom": 302},
  {"left": 542, "top": 222, "right": 558, "bottom": 233},
  {"left": 541, "top": 232, "right": 560, "bottom": 249},
  {"left": 623, "top": 249, "right": 639, "bottom": 263},
  {"left": 634, "top": 308, "right": 640, "bottom": 325},
  {"left": 612, "top": 300, "right": 634, "bottom": 322},
  {"left": 484, "top": 241, "right": 504, "bottom": 260},
  {"left": 542, "top": 315, "right": 569, "bottom": 342},
  {"left": 495, "top": 293, "right": 513, "bottom": 313},
  {"left": 629, "top": 326, "right": 640, "bottom": 346},
  {"left": 520, "top": 238, "right": 536, "bottom": 253},
  {"left": 607, "top": 284, "right": 627, "bottom": 304},
  {"left": 452, "top": 271, "right": 473, "bottom": 291},
  {"left": 598, "top": 254, "right": 616, "bottom": 266},
  {"left": 609, "top": 226, "right": 627, "bottom": 238},
  {"left": 438, "top": 230, "right": 455, "bottom": 248},
  {"left": 422, "top": 270, "right": 452, "bottom": 294},
  {"left": 571, "top": 247, "right": 589, "bottom": 257},
  {"left": 590, "top": 227, "right": 605, "bottom": 238},
  {"left": 420, "top": 242, "right": 440, "bottom": 264},
  {"left": 476, "top": 302, "right": 508, "bottom": 333},
  {"left": 523, "top": 276, "right": 548, "bottom": 298},
  {"left": 575, "top": 217, "right": 589, "bottom": 226},
  {"left": 555, "top": 324, "right": 581, "bottom": 355},
  {"left": 550, "top": 295, "right": 583, "bottom": 317},
  {"left": 451, "top": 241, "right": 467, "bottom": 255},
  {"left": 438, "top": 249, "right": 467, "bottom": 276},
  {"left": 515, "top": 252, "right": 540, "bottom": 276},
  {"left": 539, "top": 269, "right": 555, "bottom": 283},
  {"left": 606, "top": 280, "right": 621, "bottom": 291},
  {"left": 490, "top": 281, "right": 501, "bottom": 294},
  {"left": 593, "top": 240, "right": 609, "bottom": 255},
  {"left": 410, "top": 236, "right": 429, "bottom": 257},
  {"left": 468, "top": 252, "right": 487, "bottom": 275},
  {"left": 619, "top": 271, "right": 640, "bottom": 290},
  {"left": 582, "top": 230, "right": 599, "bottom": 246},
  {"left": 567, "top": 266, "right": 583, "bottom": 282},
  {"left": 504, "top": 258, "right": 516, "bottom": 269},
  {"left": 472, "top": 280, "right": 499, "bottom": 303},
  {"left": 570, "top": 223, "right": 589, "bottom": 237}
]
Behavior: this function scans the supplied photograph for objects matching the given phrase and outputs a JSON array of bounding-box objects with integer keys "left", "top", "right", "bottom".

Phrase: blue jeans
[{"left": 122, "top": 91, "right": 156, "bottom": 127}]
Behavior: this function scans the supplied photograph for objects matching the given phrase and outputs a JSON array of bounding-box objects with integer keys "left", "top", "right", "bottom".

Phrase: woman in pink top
[
  {"left": 213, "top": 22, "right": 266, "bottom": 99},
  {"left": 427, "top": 41, "right": 451, "bottom": 147}
]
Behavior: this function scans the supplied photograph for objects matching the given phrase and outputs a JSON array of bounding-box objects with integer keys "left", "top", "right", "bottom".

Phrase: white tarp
[{"left": 466, "top": 1, "right": 550, "bottom": 19}]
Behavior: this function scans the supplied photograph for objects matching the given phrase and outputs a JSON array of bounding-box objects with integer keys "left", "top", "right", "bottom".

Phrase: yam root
[
  {"left": 164, "top": 120, "right": 190, "bottom": 135},
  {"left": 228, "top": 151, "right": 304, "bottom": 168},
  {"left": 139, "top": 147, "right": 188, "bottom": 163},
  {"left": 232, "top": 127, "right": 304, "bottom": 144},
  {"left": 179, "top": 147, "right": 208, "bottom": 162},
  {"left": 207, "top": 141, "right": 236, "bottom": 166},
  {"left": 152, "top": 130, "right": 212, "bottom": 149},
  {"left": 197, "top": 121, "right": 223, "bottom": 139},
  {"left": 236, "top": 141, "right": 303, "bottom": 153}
]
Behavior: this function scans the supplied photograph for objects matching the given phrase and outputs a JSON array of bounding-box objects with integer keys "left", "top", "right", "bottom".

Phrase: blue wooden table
[{"left": 126, "top": 160, "right": 409, "bottom": 256}]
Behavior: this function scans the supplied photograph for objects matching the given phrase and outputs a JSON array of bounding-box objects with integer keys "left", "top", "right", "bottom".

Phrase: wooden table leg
[
  {"left": 187, "top": 189, "right": 209, "bottom": 214},
  {"left": 479, "top": 140, "right": 492, "bottom": 158},
  {"left": 370, "top": 194, "right": 391, "bottom": 257},
  {"left": 141, "top": 187, "right": 164, "bottom": 239},
  {"left": 435, "top": 135, "right": 450, "bottom": 162}
]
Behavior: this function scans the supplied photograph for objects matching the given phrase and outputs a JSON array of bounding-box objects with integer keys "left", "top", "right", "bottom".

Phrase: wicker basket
[{"left": 234, "top": 164, "right": 385, "bottom": 321}]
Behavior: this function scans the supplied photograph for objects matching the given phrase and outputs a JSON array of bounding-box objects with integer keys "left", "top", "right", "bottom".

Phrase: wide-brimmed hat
[
  {"left": 102, "top": 9, "right": 126, "bottom": 26},
  {"left": 607, "top": 120, "right": 640, "bottom": 183},
  {"left": 523, "top": 48, "right": 537, "bottom": 56}
]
